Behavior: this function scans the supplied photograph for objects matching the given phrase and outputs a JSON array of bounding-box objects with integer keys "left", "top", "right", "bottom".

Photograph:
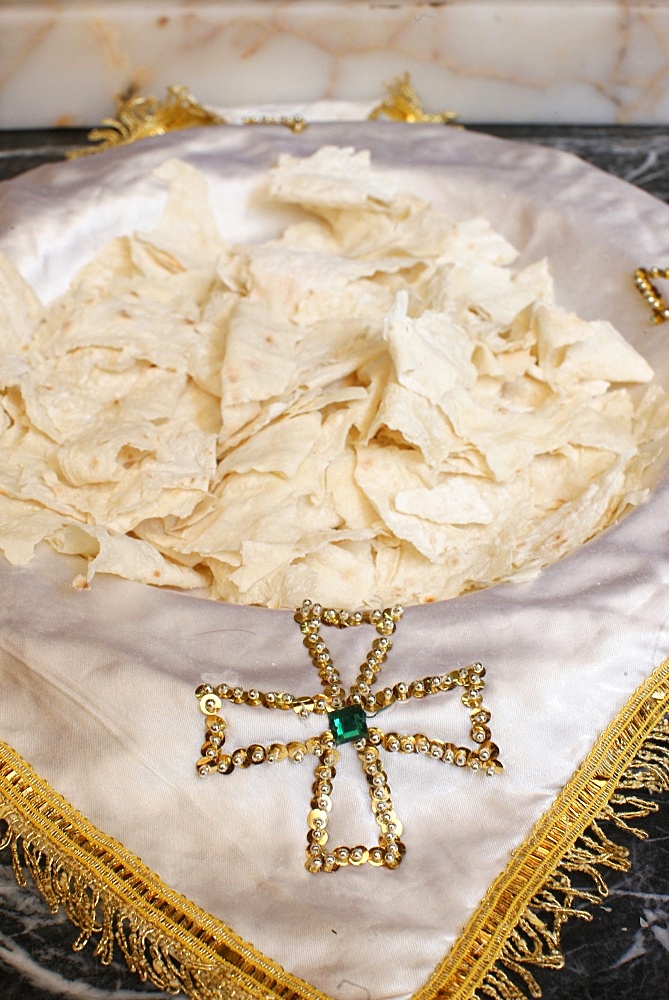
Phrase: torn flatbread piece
[{"left": 0, "top": 149, "right": 665, "bottom": 608}]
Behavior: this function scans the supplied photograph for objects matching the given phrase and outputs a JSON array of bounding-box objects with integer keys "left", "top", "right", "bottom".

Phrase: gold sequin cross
[{"left": 195, "top": 600, "right": 502, "bottom": 873}]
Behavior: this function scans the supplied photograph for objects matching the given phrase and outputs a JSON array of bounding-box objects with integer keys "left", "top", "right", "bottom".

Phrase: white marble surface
[{"left": 1, "top": 1, "right": 669, "bottom": 129}]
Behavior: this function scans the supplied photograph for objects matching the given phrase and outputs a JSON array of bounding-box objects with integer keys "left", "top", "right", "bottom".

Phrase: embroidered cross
[{"left": 195, "top": 601, "right": 502, "bottom": 873}]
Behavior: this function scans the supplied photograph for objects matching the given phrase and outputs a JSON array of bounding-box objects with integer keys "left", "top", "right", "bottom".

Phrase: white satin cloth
[{"left": 0, "top": 124, "right": 668, "bottom": 1000}]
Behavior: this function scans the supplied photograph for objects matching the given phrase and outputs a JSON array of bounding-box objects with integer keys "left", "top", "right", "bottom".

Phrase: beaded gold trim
[
  {"left": 195, "top": 601, "right": 501, "bottom": 874},
  {"left": 241, "top": 113, "right": 307, "bottom": 133},
  {"left": 633, "top": 266, "right": 669, "bottom": 323},
  {"left": 0, "top": 661, "right": 667, "bottom": 999}
]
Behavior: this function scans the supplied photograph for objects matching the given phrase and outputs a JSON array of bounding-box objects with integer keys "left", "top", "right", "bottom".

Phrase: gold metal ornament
[
  {"left": 67, "top": 85, "right": 226, "bottom": 158},
  {"left": 195, "top": 600, "right": 502, "bottom": 874},
  {"left": 633, "top": 266, "right": 669, "bottom": 323},
  {"left": 68, "top": 72, "right": 456, "bottom": 159},
  {"left": 368, "top": 72, "right": 458, "bottom": 125}
]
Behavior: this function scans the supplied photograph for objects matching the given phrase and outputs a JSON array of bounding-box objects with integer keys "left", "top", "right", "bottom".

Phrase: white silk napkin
[{"left": 0, "top": 123, "right": 668, "bottom": 1000}]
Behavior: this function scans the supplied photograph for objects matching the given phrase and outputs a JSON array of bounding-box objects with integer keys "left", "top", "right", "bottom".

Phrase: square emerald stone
[{"left": 328, "top": 705, "right": 368, "bottom": 745}]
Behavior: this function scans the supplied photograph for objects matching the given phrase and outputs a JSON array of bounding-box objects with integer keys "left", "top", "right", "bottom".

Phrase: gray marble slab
[{"left": 0, "top": 124, "right": 667, "bottom": 1000}]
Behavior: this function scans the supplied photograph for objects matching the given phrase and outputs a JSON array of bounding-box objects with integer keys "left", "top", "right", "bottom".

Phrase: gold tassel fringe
[
  {"left": 416, "top": 664, "right": 669, "bottom": 1000},
  {"left": 0, "top": 748, "right": 329, "bottom": 1000},
  {"left": 478, "top": 718, "right": 669, "bottom": 1000}
]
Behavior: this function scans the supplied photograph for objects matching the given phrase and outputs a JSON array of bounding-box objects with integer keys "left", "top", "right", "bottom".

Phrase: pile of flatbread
[{"left": 0, "top": 146, "right": 666, "bottom": 608}]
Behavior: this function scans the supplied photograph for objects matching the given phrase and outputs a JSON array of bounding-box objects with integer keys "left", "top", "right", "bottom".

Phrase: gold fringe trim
[
  {"left": 0, "top": 662, "right": 667, "bottom": 1000},
  {"left": 0, "top": 749, "right": 330, "bottom": 1000},
  {"left": 416, "top": 661, "right": 669, "bottom": 1000}
]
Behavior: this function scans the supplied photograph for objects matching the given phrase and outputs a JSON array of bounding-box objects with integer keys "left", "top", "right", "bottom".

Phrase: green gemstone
[{"left": 328, "top": 705, "right": 369, "bottom": 745}]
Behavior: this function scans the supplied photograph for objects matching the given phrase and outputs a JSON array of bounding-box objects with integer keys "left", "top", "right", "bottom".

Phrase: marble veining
[{"left": 2, "top": 2, "right": 669, "bottom": 128}]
